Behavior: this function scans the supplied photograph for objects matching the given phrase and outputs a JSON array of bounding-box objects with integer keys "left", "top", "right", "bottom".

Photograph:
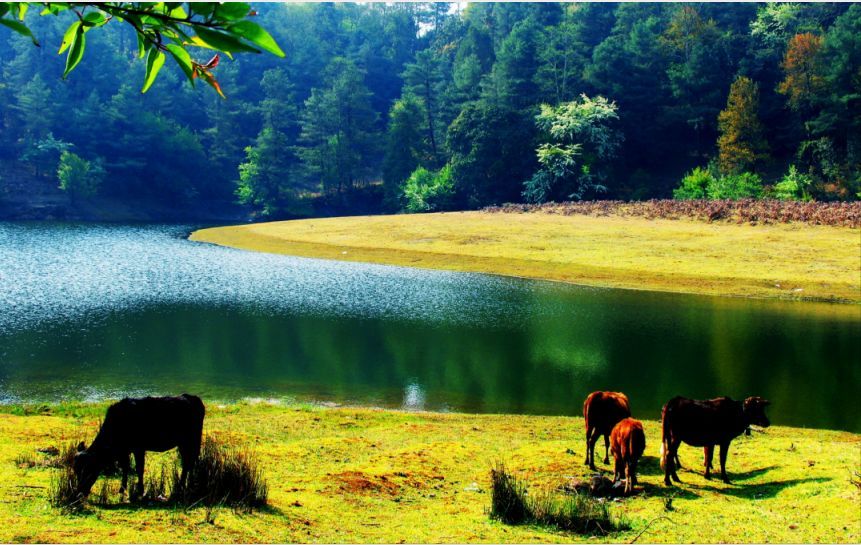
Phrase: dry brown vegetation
[{"left": 485, "top": 199, "right": 861, "bottom": 227}]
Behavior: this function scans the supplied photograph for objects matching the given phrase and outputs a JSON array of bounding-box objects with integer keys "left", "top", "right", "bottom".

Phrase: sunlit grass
[
  {"left": 191, "top": 211, "right": 861, "bottom": 303},
  {"left": 1, "top": 401, "right": 858, "bottom": 543}
]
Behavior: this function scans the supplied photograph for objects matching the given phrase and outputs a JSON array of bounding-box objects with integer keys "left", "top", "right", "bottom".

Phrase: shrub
[
  {"left": 673, "top": 167, "right": 714, "bottom": 200},
  {"left": 489, "top": 464, "right": 626, "bottom": 535},
  {"left": 707, "top": 172, "right": 764, "bottom": 200},
  {"left": 773, "top": 165, "right": 813, "bottom": 201},
  {"left": 402, "top": 164, "right": 455, "bottom": 212}
]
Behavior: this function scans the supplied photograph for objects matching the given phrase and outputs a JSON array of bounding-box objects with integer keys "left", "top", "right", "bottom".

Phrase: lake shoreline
[
  {"left": 190, "top": 212, "right": 861, "bottom": 304},
  {"left": 2, "top": 399, "right": 859, "bottom": 543}
]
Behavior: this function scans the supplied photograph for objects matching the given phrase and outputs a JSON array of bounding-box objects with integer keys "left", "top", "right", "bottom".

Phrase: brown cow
[
  {"left": 661, "top": 396, "right": 770, "bottom": 485},
  {"left": 610, "top": 417, "right": 645, "bottom": 495},
  {"left": 583, "top": 391, "right": 631, "bottom": 470}
]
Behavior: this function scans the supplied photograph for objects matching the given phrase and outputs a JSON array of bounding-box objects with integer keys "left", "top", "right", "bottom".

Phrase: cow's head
[
  {"left": 743, "top": 397, "right": 771, "bottom": 428},
  {"left": 72, "top": 442, "right": 101, "bottom": 497}
]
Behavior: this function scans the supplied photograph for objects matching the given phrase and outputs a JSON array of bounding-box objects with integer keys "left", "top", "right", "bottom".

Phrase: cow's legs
[
  {"left": 719, "top": 442, "right": 731, "bottom": 484},
  {"left": 624, "top": 461, "right": 634, "bottom": 495},
  {"left": 178, "top": 441, "right": 201, "bottom": 490},
  {"left": 587, "top": 428, "right": 600, "bottom": 470},
  {"left": 703, "top": 446, "right": 714, "bottom": 479},
  {"left": 584, "top": 427, "right": 593, "bottom": 467},
  {"left": 675, "top": 453, "right": 683, "bottom": 469},
  {"left": 666, "top": 440, "right": 682, "bottom": 484},
  {"left": 118, "top": 453, "right": 131, "bottom": 497},
  {"left": 603, "top": 434, "right": 610, "bottom": 465},
  {"left": 133, "top": 450, "right": 145, "bottom": 500}
]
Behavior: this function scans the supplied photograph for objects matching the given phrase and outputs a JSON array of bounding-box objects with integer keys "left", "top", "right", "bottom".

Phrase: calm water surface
[{"left": 1, "top": 222, "right": 858, "bottom": 431}]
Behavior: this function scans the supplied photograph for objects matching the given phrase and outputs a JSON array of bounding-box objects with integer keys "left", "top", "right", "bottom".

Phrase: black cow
[
  {"left": 74, "top": 394, "right": 205, "bottom": 499},
  {"left": 661, "top": 396, "right": 770, "bottom": 485}
]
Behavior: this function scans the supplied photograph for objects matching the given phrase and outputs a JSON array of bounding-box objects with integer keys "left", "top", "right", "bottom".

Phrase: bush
[
  {"left": 673, "top": 167, "right": 714, "bottom": 200},
  {"left": 402, "top": 164, "right": 455, "bottom": 212},
  {"left": 707, "top": 172, "right": 764, "bottom": 200},
  {"left": 489, "top": 464, "right": 626, "bottom": 535},
  {"left": 773, "top": 165, "right": 813, "bottom": 201}
]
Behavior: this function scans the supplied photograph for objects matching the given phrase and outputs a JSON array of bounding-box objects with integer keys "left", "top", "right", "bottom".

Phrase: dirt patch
[
  {"left": 328, "top": 470, "right": 444, "bottom": 497},
  {"left": 329, "top": 471, "right": 401, "bottom": 496}
]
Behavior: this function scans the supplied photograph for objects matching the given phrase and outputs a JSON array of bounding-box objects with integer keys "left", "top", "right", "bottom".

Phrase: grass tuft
[
  {"left": 489, "top": 464, "right": 626, "bottom": 535},
  {"left": 47, "top": 443, "right": 86, "bottom": 511},
  {"left": 171, "top": 436, "right": 267, "bottom": 510}
]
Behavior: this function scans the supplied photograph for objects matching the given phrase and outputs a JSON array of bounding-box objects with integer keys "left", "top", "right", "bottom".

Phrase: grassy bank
[
  {"left": 2, "top": 401, "right": 859, "bottom": 543},
  {"left": 191, "top": 211, "right": 861, "bottom": 303}
]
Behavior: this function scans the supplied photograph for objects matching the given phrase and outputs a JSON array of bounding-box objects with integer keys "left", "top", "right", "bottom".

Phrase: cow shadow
[
  {"left": 638, "top": 480, "right": 700, "bottom": 500},
  {"left": 94, "top": 498, "right": 284, "bottom": 516},
  {"left": 637, "top": 455, "right": 664, "bottom": 476},
  {"left": 686, "top": 476, "right": 830, "bottom": 499}
]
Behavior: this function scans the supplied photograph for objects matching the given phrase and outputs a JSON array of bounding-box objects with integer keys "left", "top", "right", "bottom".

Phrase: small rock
[{"left": 789, "top": 524, "right": 798, "bottom": 530}]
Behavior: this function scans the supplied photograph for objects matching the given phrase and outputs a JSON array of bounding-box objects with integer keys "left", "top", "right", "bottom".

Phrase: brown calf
[
  {"left": 661, "top": 396, "right": 770, "bottom": 485},
  {"left": 610, "top": 418, "right": 646, "bottom": 495},
  {"left": 583, "top": 391, "right": 631, "bottom": 470}
]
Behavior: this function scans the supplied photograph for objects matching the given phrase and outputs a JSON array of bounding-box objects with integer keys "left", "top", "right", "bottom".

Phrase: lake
[{"left": 1, "top": 222, "right": 858, "bottom": 431}]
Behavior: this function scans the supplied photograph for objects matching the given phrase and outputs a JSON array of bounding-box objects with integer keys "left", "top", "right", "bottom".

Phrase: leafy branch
[{"left": 0, "top": 2, "right": 285, "bottom": 97}]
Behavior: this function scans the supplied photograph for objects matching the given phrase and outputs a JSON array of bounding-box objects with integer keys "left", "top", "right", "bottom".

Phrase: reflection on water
[{"left": 0, "top": 222, "right": 859, "bottom": 431}]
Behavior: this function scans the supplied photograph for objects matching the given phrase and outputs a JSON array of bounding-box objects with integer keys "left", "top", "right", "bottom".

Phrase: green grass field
[
  {"left": 2, "top": 401, "right": 859, "bottom": 543},
  {"left": 191, "top": 211, "right": 861, "bottom": 303}
]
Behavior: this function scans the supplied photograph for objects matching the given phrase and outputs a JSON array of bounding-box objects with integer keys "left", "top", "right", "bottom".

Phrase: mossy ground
[
  {"left": 191, "top": 211, "right": 861, "bottom": 303},
  {"left": 2, "top": 401, "right": 858, "bottom": 543}
]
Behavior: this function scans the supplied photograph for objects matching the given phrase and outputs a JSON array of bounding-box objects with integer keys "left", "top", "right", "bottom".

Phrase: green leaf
[
  {"left": 62, "top": 24, "right": 85, "bottom": 79},
  {"left": 215, "top": 3, "right": 250, "bottom": 21},
  {"left": 135, "top": 32, "right": 146, "bottom": 59},
  {"left": 165, "top": 44, "right": 194, "bottom": 84},
  {"left": 194, "top": 26, "right": 260, "bottom": 54},
  {"left": 142, "top": 47, "right": 166, "bottom": 93},
  {"left": 17, "top": 3, "right": 28, "bottom": 20},
  {"left": 228, "top": 21, "right": 285, "bottom": 58},
  {"left": 40, "top": 3, "right": 70, "bottom": 16},
  {"left": 82, "top": 11, "right": 106, "bottom": 27},
  {"left": 0, "top": 17, "right": 39, "bottom": 45},
  {"left": 0, "top": 5, "right": 8, "bottom": 18},
  {"left": 58, "top": 21, "right": 80, "bottom": 54}
]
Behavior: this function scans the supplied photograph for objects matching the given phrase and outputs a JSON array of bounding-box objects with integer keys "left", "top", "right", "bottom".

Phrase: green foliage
[
  {"left": 773, "top": 165, "right": 813, "bottom": 201},
  {"left": 674, "top": 167, "right": 764, "bottom": 200},
  {"left": 402, "top": 165, "right": 454, "bottom": 213},
  {"left": 57, "top": 151, "right": 104, "bottom": 198},
  {"left": 525, "top": 94, "right": 621, "bottom": 203},
  {"left": 707, "top": 172, "right": 765, "bottom": 200},
  {"left": 0, "top": 2, "right": 284, "bottom": 96},
  {"left": 673, "top": 166, "right": 714, "bottom": 200},
  {"left": 383, "top": 94, "right": 427, "bottom": 206}
]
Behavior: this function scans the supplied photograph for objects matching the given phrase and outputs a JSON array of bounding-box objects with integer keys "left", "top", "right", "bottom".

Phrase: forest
[{"left": 1, "top": 2, "right": 859, "bottom": 221}]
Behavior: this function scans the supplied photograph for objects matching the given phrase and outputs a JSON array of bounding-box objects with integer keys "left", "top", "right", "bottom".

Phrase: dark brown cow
[
  {"left": 74, "top": 394, "right": 205, "bottom": 498},
  {"left": 583, "top": 391, "right": 631, "bottom": 470},
  {"left": 610, "top": 417, "right": 646, "bottom": 495},
  {"left": 661, "top": 396, "right": 770, "bottom": 485}
]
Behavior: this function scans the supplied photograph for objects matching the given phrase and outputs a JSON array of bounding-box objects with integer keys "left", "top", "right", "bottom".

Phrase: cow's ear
[{"left": 77, "top": 441, "right": 86, "bottom": 452}]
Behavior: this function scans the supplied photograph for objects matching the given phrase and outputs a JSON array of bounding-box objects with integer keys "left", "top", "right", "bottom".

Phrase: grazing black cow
[
  {"left": 583, "top": 391, "right": 631, "bottom": 470},
  {"left": 74, "top": 394, "right": 205, "bottom": 498},
  {"left": 661, "top": 396, "right": 770, "bottom": 485}
]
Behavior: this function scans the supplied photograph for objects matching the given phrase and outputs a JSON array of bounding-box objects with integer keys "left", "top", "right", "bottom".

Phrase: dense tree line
[{"left": 1, "top": 3, "right": 858, "bottom": 220}]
